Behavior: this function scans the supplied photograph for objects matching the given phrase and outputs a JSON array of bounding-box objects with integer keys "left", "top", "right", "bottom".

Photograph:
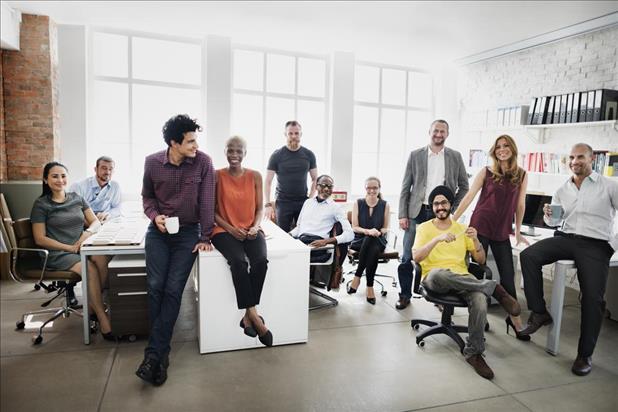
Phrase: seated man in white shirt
[
  {"left": 70, "top": 156, "right": 122, "bottom": 223},
  {"left": 290, "top": 175, "right": 354, "bottom": 285},
  {"left": 520, "top": 143, "right": 618, "bottom": 377}
]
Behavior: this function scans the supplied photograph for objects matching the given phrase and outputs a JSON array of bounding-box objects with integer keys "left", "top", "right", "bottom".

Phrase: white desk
[
  {"left": 511, "top": 231, "right": 618, "bottom": 355},
  {"left": 79, "top": 216, "right": 149, "bottom": 344},
  {"left": 195, "top": 219, "right": 311, "bottom": 353}
]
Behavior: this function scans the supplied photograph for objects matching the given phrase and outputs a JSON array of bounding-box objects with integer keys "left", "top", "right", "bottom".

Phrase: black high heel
[
  {"left": 239, "top": 318, "right": 257, "bottom": 338},
  {"left": 258, "top": 330, "right": 273, "bottom": 347},
  {"left": 347, "top": 287, "right": 357, "bottom": 295},
  {"left": 101, "top": 331, "right": 119, "bottom": 342},
  {"left": 366, "top": 297, "right": 376, "bottom": 305},
  {"left": 505, "top": 316, "right": 531, "bottom": 341}
]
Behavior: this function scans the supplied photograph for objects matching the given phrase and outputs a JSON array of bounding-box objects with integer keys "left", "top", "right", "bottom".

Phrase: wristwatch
[{"left": 265, "top": 202, "right": 273, "bottom": 207}]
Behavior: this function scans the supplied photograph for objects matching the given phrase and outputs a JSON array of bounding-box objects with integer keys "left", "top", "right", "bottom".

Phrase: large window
[
  {"left": 89, "top": 30, "right": 204, "bottom": 196},
  {"left": 231, "top": 47, "right": 330, "bottom": 176},
  {"left": 352, "top": 63, "right": 433, "bottom": 196}
]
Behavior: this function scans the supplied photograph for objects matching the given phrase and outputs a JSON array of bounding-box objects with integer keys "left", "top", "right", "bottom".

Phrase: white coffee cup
[
  {"left": 549, "top": 204, "right": 563, "bottom": 226},
  {"left": 165, "top": 216, "right": 179, "bottom": 234}
]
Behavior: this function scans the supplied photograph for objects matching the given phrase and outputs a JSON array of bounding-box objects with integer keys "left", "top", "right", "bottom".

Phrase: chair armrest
[
  {"left": 9, "top": 247, "right": 49, "bottom": 284},
  {"left": 310, "top": 244, "right": 335, "bottom": 251}
]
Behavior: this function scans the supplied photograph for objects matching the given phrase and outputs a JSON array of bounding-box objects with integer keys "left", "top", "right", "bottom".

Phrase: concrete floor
[{"left": 1, "top": 261, "right": 618, "bottom": 412}]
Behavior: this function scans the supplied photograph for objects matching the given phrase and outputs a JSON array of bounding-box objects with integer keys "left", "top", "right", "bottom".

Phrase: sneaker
[
  {"left": 466, "top": 354, "right": 494, "bottom": 380},
  {"left": 136, "top": 356, "right": 160, "bottom": 385},
  {"left": 492, "top": 284, "right": 521, "bottom": 316}
]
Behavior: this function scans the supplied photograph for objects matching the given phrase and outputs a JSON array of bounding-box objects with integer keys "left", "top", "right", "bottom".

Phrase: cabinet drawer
[{"left": 109, "top": 271, "right": 147, "bottom": 292}]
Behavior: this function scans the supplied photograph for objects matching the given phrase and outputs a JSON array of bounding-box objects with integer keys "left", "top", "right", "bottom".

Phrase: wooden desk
[{"left": 195, "top": 219, "right": 311, "bottom": 353}]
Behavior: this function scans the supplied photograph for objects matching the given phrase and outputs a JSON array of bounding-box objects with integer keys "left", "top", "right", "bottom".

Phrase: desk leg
[
  {"left": 80, "top": 253, "right": 90, "bottom": 345},
  {"left": 546, "top": 263, "right": 567, "bottom": 356}
]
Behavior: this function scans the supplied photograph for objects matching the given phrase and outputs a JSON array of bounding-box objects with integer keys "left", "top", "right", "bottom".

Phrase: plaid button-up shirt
[{"left": 142, "top": 149, "right": 215, "bottom": 242}]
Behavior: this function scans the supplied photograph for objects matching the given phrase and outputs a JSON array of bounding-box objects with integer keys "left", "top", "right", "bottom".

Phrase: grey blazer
[{"left": 398, "top": 146, "right": 469, "bottom": 220}]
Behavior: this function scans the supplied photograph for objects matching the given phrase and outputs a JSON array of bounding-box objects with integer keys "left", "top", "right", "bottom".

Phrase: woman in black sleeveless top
[{"left": 347, "top": 177, "right": 390, "bottom": 304}]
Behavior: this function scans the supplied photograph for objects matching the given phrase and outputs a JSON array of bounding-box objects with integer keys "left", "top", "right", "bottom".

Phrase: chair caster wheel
[
  {"left": 34, "top": 284, "right": 41, "bottom": 291},
  {"left": 32, "top": 335, "right": 43, "bottom": 345},
  {"left": 412, "top": 323, "right": 420, "bottom": 330},
  {"left": 381, "top": 291, "right": 387, "bottom": 297},
  {"left": 128, "top": 335, "right": 137, "bottom": 343},
  {"left": 484, "top": 323, "right": 490, "bottom": 332},
  {"left": 417, "top": 340, "right": 425, "bottom": 348},
  {"left": 392, "top": 282, "right": 397, "bottom": 287},
  {"left": 16, "top": 321, "right": 25, "bottom": 330}
]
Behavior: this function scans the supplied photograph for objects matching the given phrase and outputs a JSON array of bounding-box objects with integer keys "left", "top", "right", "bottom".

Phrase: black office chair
[
  {"left": 5, "top": 218, "right": 83, "bottom": 345},
  {"left": 410, "top": 261, "right": 492, "bottom": 354}
]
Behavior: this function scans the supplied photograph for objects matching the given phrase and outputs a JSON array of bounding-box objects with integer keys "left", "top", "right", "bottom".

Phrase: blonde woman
[
  {"left": 453, "top": 135, "right": 529, "bottom": 340},
  {"left": 347, "top": 177, "right": 390, "bottom": 304}
]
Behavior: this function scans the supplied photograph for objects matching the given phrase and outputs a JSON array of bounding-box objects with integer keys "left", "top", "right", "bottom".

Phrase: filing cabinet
[{"left": 108, "top": 255, "right": 149, "bottom": 340}]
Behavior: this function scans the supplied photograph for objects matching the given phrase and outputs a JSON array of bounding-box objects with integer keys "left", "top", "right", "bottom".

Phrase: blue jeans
[{"left": 144, "top": 223, "right": 199, "bottom": 361}]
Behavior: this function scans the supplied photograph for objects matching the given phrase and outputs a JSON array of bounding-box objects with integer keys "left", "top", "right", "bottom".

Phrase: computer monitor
[{"left": 520, "top": 193, "right": 554, "bottom": 236}]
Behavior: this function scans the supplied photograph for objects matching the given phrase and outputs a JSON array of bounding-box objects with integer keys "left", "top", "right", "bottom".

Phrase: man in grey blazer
[{"left": 396, "top": 119, "right": 469, "bottom": 309}]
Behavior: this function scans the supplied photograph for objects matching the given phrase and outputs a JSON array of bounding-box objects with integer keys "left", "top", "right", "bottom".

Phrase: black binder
[
  {"left": 586, "top": 90, "right": 595, "bottom": 121},
  {"left": 553, "top": 95, "right": 561, "bottom": 124},
  {"left": 592, "top": 89, "right": 618, "bottom": 121},
  {"left": 543, "top": 96, "right": 556, "bottom": 124},
  {"left": 572, "top": 92, "right": 580, "bottom": 123},
  {"left": 578, "top": 91, "right": 588, "bottom": 122},
  {"left": 558, "top": 94, "right": 568, "bottom": 123},
  {"left": 565, "top": 93, "right": 573, "bottom": 123},
  {"left": 527, "top": 98, "right": 537, "bottom": 124}
]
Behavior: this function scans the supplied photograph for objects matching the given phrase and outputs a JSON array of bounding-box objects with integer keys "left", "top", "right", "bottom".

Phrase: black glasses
[
  {"left": 432, "top": 200, "right": 450, "bottom": 207},
  {"left": 318, "top": 183, "right": 333, "bottom": 189}
]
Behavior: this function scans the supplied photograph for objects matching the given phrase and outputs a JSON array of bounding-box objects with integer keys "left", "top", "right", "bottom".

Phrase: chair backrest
[{"left": 13, "top": 218, "right": 36, "bottom": 249}]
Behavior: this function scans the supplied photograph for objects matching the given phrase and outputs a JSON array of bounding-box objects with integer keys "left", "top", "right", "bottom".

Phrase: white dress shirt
[
  {"left": 289, "top": 197, "right": 354, "bottom": 244},
  {"left": 546, "top": 172, "right": 618, "bottom": 250},
  {"left": 423, "top": 146, "right": 446, "bottom": 204}
]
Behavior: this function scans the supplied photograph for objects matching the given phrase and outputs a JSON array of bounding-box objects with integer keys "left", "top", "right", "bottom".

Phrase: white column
[
  {"left": 330, "top": 51, "right": 355, "bottom": 194},
  {"left": 206, "top": 35, "right": 232, "bottom": 167}
]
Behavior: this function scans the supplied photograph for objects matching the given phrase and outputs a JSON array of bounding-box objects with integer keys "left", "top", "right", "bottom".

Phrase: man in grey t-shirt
[{"left": 264, "top": 120, "right": 318, "bottom": 232}]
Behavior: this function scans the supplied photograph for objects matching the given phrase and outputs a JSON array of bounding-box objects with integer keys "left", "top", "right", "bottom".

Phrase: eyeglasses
[
  {"left": 432, "top": 200, "right": 450, "bottom": 207},
  {"left": 318, "top": 183, "right": 333, "bottom": 189},
  {"left": 365, "top": 186, "right": 379, "bottom": 190}
]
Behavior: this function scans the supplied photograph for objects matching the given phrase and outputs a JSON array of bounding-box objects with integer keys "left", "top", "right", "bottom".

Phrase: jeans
[
  {"left": 144, "top": 223, "right": 199, "bottom": 361},
  {"left": 520, "top": 234, "right": 613, "bottom": 357},
  {"left": 275, "top": 198, "right": 307, "bottom": 233},
  {"left": 211, "top": 232, "right": 268, "bottom": 309},
  {"left": 422, "top": 269, "right": 496, "bottom": 356}
]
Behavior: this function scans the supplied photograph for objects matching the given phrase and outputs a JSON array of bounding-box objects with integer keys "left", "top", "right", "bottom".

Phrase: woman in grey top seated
[{"left": 30, "top": 162, "right": 115, "bottom": 340}]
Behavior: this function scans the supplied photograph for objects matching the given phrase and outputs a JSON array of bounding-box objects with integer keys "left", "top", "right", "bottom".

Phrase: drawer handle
[
  {"left": 117, "top": 291, "right": 148, "bottom": 296},
  {"left": 117, "top": 273, "right": 147, "bottom": 277}
]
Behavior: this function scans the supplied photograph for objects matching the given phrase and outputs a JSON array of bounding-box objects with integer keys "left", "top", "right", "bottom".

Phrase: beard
[{"left": 435, "top": 209, "right": 451, "bottom": 220}]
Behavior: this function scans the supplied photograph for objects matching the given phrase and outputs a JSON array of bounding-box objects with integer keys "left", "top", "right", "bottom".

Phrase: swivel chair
[
  {"left": 5, "top": 218, "right": 83, "bottom": 344},
  {"left": 344, "top": 211, "right": 399, "bottom": 297},
  {"left": 411, "top": 261, "right": 492, "bottom": 354}
]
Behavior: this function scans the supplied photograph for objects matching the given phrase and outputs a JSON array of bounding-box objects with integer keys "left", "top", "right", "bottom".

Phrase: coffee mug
[
  {"left": 165, "top": 216, "right": 180, "bottom": 234},
  {"left": 549, "top": 204, "right": 563, "bottom": 227}
]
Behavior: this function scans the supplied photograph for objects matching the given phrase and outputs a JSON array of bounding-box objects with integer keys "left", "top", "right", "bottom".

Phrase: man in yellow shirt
[{"left": 413, "top": 186, "right": 521, "bottom": 380}]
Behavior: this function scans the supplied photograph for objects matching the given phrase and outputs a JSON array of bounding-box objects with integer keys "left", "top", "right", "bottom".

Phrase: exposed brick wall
[
  {"left": 0, "top": 49, "right": 6, "bottom": 182},
  {"left": 2, "top": 14, "right": 60, "bottom": 181}
]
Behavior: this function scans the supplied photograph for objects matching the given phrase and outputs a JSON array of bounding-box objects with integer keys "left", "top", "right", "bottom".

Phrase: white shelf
[{"left": 524, "top": 120, "right": 617, "bottom": 143}]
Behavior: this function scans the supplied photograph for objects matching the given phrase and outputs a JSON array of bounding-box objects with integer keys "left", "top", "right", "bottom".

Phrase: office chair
[
  {"left": 304, "top": 222, "right": 349, "bottom": 311},
  {"left": 344, "top": 211, "right": 399, "bottom": 298},
  {"left": 5, "top": 218, "right": 83, "bottom": 344},
  {"left": 410, "top": 261, "right": 492, "bottom": 354}
]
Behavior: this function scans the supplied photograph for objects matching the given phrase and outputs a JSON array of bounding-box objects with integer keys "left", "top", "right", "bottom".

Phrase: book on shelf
[{"left": 603, "top": 152, "right": 618, "bottom": 177}]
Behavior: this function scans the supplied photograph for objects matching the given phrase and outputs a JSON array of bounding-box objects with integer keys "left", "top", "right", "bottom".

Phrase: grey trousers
[{"left": 422, "top": 269, "right": 497, "bottom": 357}]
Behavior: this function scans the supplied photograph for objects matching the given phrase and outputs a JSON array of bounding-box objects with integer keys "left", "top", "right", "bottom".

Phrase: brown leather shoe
[
  {"left": 571, "top": 356, "right": 592, "bottom": 376},
  {"left": 466, "top": 354, "right": 494, "bottom": 380},
  {"left": 519, "top": 311, "right": 553, "bottom": 336},
  {"left": 396, "top": 295, "right": 411, "bottom": 310},
  {"left": 492, "top": 284, "right": 521, "bottom": 316}
]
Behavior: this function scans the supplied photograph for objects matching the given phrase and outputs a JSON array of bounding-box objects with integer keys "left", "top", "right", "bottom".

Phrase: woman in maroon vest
[{"left": 453, "top": 135, "right": 530, "bottom": 340}]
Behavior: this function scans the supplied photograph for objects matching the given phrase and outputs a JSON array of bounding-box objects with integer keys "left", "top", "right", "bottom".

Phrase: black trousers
[
  {"left": 520, "top": 234, "right": 614, "bottom": 357},
  {"left": 351, "top": 237, "right": 385, "bottom": 287},
  {"left": 211, "top": 232, "right": 268, "bottom": 310},
  {"left": 275, "top": 198, "right": 307, "bottom": 233},
  {"left": 478, "top": 235, "right": 517, "bottom": 299}
]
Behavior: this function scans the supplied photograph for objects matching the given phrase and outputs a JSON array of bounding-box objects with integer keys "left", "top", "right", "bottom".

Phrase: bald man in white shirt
[{"left": 519, "top": 143, "right": 618, "bottom": 377}]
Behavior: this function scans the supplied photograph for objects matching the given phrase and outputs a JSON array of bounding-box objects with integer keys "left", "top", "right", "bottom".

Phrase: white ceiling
[{"left": 7, "top": 1, "right": 618, "bottom": 68}]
